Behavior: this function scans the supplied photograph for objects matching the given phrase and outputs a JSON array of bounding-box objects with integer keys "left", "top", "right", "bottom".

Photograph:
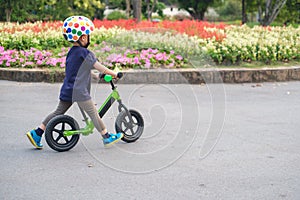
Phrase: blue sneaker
[
  {"left": 26, "top": 130, "right": 43, "bottom": 149},
  {"left": 103, "top": 133, "right": 123, "bottom": 147}
]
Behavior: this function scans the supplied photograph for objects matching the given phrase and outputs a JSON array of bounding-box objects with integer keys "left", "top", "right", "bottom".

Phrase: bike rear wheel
[
  {"left": 115, "top": 109, "right": 144, "bottom": 143},
  {"left": 45, "top": 115, "right": 80, "bottom": 152}
]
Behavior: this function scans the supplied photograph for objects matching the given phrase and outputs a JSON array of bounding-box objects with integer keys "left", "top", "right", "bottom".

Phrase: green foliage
[
  {"left": 213, "top": 0, "right": 297, "bottom": 25},
  {"left": 0, "top": 33, "right": 69, "bottom": 51},
  {"left": 106, "top": 11, "right": 127, "bottom": 20},
  {"left": 215, "top": 0, "right": 241, "bottom": 21},
  {"left": 177, "top": 0, "right": 221, "bottom": 20},
  {"left": 106, "top": 0, "right": 126, "bottom": 9},
  {"left": 154, "top": 1, "right": 167, "bottom": 18},
  {"left": 276, "top": 0, "right": 300, "bottom": 25},
  {"left": 0, "top": 0, "right": 104, "bottom": 22},
  {"left": 141, "top": 1, "right": 166, "bottom": 19}
]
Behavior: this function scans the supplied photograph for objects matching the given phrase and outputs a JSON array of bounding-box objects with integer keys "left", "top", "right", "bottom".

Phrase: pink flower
[
  {"left": 155, "top": 53, "right": 164, "bottom": 61},
  {"left": 58, "top": 52, "right": 65, "bottom": 57},
  {"left": 145, "top": 61, "right": 151, "bottom": 68},
  {"left": 107, "top": 53, "right": 122, "bottom": 63},
  {"left": 45, "top": 52, "right": 52, "bottom": 57},
  {"left": 176, "top": 55, "right": 183, "bottom": 60},
  {"left": 25, "top": 61, "right": 34, "bottom": 66},
  {"left": 163, "top": 53, "right": 169, "bottom": 61},
  {"left": 7, "top": 50, "right": 15, "bottom": 55},
  {"left": 101, "top": 46, "right": 111, "bottom": 52},
  {"left": 25, "top": 52, "right": 31, "bottom": 57},
  {"left": 168, "top": 62, "right": 175, "bottom": 68},
  {"left": 36, "top": 60, "right": 43, "bottom": 65},
  {"left": 34, "top": 51, "right": 43, "bottom": 59},
  {"left": 133, "top": 57, "right": 140, "bottom": 64},
  {"left": 6, "top": 62, "right": 10, "bottom": 67},
  {"left": 150, "top": 49, "right": 158, "bottom": 54}
]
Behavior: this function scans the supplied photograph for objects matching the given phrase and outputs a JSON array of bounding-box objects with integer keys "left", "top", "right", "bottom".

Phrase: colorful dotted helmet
[{"left": 62, "top": 16, "right": 95, "bottom": 42}]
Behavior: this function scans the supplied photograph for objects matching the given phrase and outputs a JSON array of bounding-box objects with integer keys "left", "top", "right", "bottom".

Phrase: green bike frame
[{"left": 63, "top": 75, "right": 126, "bottom": 137}]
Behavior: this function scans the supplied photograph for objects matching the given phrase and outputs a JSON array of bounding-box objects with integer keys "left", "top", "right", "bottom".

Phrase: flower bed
[
  {"left": 0, "top": 46, "right": 67, "bottom": 68},
  {"left": 94, "top": 43, "right": 187, "bottom": 69},
  {"left": 0, "top": 45, "right": 187, "bottom": 69},
  {"left": 206, "top": 25, "right": 300, "bottom": 64},
  {"left": 93, "top": 19, "right": 226, "bottom": 41},
  {"left": 0, "top": 20, "right": 299, "bottom": 69}
]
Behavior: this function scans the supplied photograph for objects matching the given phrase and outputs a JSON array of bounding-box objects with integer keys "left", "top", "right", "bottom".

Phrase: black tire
[
  {"left": 45, "top": 115, "right": 80, "bottom": 152},
  {"left": 115, "top": 109, "right": 144, "bottom": 143}
]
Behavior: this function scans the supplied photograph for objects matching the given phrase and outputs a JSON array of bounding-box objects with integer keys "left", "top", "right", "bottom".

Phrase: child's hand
[{"left": 112, "top": 72, "right": 118, "bottom": 79}]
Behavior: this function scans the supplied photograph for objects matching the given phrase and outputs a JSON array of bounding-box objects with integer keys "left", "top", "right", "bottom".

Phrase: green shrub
[
  {"left": 106, "top": 11, "right": 127, "bottom": 20},
  {"left": 215, "top": 0, "right": 241, "bottom": 21}
]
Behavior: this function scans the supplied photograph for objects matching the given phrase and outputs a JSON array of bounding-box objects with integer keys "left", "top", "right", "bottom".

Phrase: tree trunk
[
  {"left": 126, "top": 0, "right": 131, "bottom": 18},
  {"left": 146, "top": 0, "right": 150, "bottom": 20},
  {"left": 133, "top": 0, "right": 142, "bottom": 22},
  {"left": 258, "top": 0, "right": 262, "bottom": 23},
  {"left": 5, "top": 8, "right": 12, "bottom": 22},
  {"left": 146, "top": 0, "right": 157, "bottom": 21},
  {"left": 242, "top": 0, "right": 247, "bottom": 24},
  {"left": 188, "top": 7, "right": 206, "bottom": 20},
  {"left": 261, "top": 0, "right": 287, "bottom": 26}
]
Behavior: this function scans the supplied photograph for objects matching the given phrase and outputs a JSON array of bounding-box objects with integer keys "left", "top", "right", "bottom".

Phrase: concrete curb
[{"left": 1, "top": 66, "right": 300, "bottom": 84}]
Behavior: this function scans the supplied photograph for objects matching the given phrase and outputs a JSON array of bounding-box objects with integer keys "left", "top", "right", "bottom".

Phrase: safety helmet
[{"left": 62, "top": 16, "right": 95, "bottom": 42}]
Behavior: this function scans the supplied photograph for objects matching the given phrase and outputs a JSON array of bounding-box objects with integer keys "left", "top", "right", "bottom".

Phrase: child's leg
[
  {"left": 40, "top": 100, "right": 73, "bottom": 132},
  {"left": 77, "top": 99, "right": 107, "bottom": 135},
  {"left": 77, "top": 99, "right": 123, "bottom": 146},
  {"left": 34, "top": 100, "right": 72, "bottom": 135},
  {"left": 27, "top": 100, "right": 72, "bottom": 148}
]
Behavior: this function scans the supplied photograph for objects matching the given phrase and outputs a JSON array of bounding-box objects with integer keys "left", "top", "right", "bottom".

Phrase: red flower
[{"left": 1, "top": 20, "right": 226, "bottom": 41}]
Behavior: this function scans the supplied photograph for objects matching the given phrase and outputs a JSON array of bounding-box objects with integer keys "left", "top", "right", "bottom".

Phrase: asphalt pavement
[{"left": 0, "top": 80, "right": 299, "bottom": 200}]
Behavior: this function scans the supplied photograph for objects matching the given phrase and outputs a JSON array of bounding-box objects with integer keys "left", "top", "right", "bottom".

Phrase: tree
[
  {"left": 132, "top": 0, "right": 142, "bottom": 22},
  {"left": 242, "top": 0, "right": 246, "bottom": 24},
  {"left": 1, "top": 0, "right": 28, "bottom": 22},
  {"left": 215, "top": 0, "right": 241, "bottom": 21},
  {"left": 276, "top": 0, "right": 300, "bottom": 24},
  {"left": 0, "top": 0, "right": 103, "bottom": 22},
  {"left": 143, "top": 0, "right": 166, "bottom": 20},
  {"left": 4, "top": 0, "right": 13, "bottom": 22},
  {"left": 146, "top": 0, "right": 157, "bottom": 20},
  {"left": 257, "top": 0, "right": 287, "bottom": 26},
  {"left": 241, "top": 0, "right": 259, "bottom": 24},
  {"left": 176, "top": 0, "right": 221, "bottom": 20},
  {"left": 125, "top": 0, "right": 131, "bottom": 18}
]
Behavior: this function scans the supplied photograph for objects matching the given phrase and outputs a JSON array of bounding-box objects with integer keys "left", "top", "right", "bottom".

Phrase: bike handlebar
[
  {"left": 99, "top": 72, "right": 123, "bottom": 83},
  {"left": 117, "top": 72, "right": 123, "bottom": 79}
]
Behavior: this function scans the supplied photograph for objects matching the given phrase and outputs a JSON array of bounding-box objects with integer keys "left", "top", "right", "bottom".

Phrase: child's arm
[{"left": 93, "top": 61, "right": 117, "bottom": 78}]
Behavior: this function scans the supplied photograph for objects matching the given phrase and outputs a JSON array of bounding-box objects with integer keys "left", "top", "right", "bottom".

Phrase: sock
[
  {"left": 103, "top": 132, "right": 110, "bottom": 139},
  {"left": 35, "top": 127, "right": 44, "bottom": 137}
]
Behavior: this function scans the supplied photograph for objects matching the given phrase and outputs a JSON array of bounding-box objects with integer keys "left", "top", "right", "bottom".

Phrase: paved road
[{"left": 0, "top": 80, "right": 299, "bottom": 200}]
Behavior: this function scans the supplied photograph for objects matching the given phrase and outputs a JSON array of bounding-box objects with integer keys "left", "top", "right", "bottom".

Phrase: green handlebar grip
[{"left": 104, "top": 75, "right": 113, "bottom": 82}]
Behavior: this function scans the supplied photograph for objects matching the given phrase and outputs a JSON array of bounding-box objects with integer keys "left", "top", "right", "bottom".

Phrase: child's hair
[{"left": 62, "top": 16, "right": 95, "bottom": 43}]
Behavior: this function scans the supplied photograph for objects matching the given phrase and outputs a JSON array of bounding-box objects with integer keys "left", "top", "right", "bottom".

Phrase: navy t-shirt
[{"left": 59, "top": 46, "right": 97, "bottom": 102}]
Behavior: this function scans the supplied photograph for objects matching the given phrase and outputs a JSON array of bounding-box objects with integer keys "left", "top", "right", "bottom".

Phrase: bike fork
[{"left": 117, "top": 100, "right": 134, "bottom": 124}]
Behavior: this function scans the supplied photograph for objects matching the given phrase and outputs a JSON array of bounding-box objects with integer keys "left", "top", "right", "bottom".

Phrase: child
[{"left": 26, "top": 16, "right": 123, "bottom": 149}]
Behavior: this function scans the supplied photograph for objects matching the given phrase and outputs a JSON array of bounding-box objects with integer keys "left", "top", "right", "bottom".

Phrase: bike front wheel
[
  {"left": 45, "top": 115, "right": 80, "bottom": 152},
  {"left": 115, "top": 109, "right": 144, "bottom": 143}
]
